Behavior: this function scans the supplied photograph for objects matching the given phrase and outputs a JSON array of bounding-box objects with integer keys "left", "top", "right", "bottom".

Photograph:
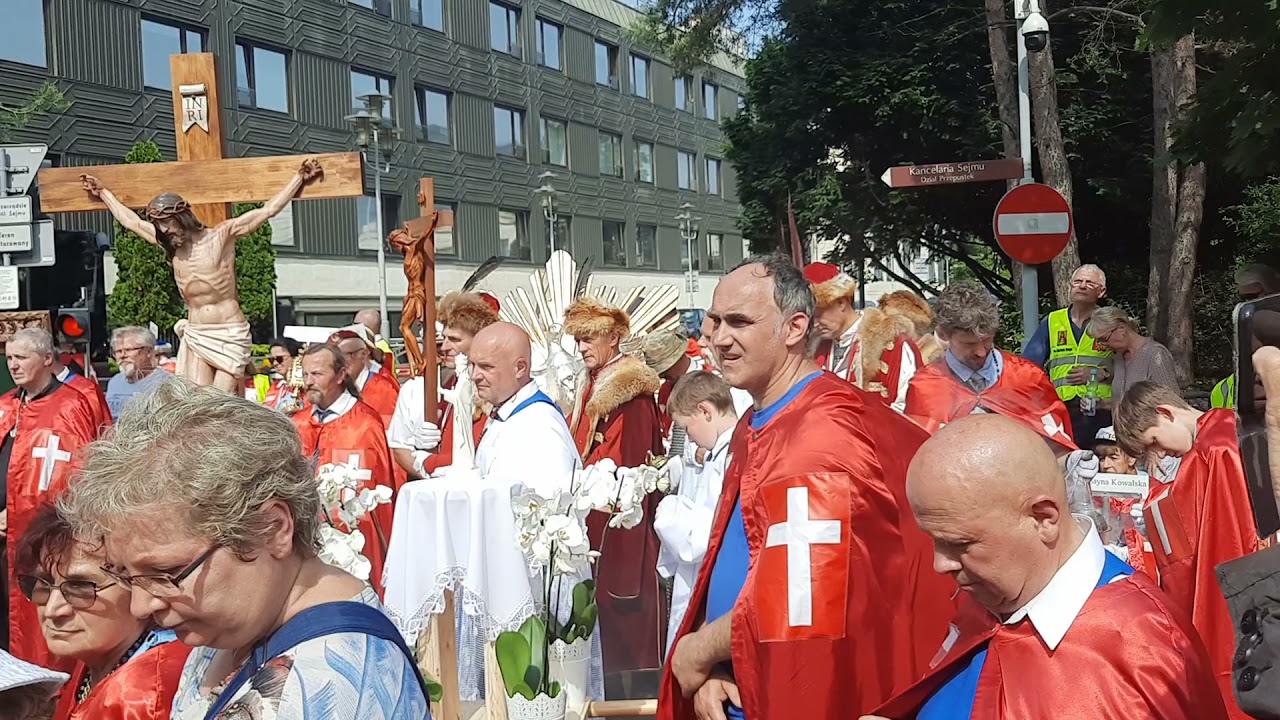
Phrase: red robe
[
  {"left": 293, "top": 398, "right": 400, "bottom": 595},
  {"left": 1, "top": 382, "right": 97, "bottom": 671},
  {"left": 1141, "top": 409, "right": 1256, "bottom": 720},
  {"left": 814, "top": 308, "right": 920, "bottom": 406},
  {"left": 423, "top": 375, "right": 488, "bottom": 476},
  {"left": 873, "top": 572, "right": 1228, "bottom": 720},
  {"left": 570, "top": 354, "right": 666, "bottom": 675},
  {"left": 904, "top": 352, "right": 1077, "bottom": 450},
  {"left": 359, "top": 367, "right": 401, "bottom": 426},
  {"left": 52, "top": 640, "right": 190, "bottom": 720},
  {"left": 657, "top": 372, "right": 955, "bottom": 720},
  {"left": 61, "top": 372, "right": 111, "bottom": 434}
]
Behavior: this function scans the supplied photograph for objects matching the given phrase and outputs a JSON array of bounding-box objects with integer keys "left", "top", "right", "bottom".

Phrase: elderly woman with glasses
[
  {"left": 59, "top": 379, "right": 430, "bottom": 719},
  {"left": 1084, "top": 306, "right": 1180, "bottom": 411},
  {"left": 13, "top": 503, "right": 187, "bottom": 720}
]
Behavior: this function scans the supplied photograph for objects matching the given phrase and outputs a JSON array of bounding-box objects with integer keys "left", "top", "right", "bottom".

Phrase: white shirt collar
[
  {"left": 55, "top": 367, "right": 71, "bottom": 382},
  {"left": 707, "top": 427, "right": 735, "bottom": 462},
  {"left": 316, "top": 391, "right": 357, "bottom": 422},
  {"left": 1002, "top": 517, "right": 1105, "bottom": 650},
  {"left": 836, "top": 314, "right": 862, "bottom": 348},
  {"left": 495, "top": 381, "right": 539, "bottom": 421}
]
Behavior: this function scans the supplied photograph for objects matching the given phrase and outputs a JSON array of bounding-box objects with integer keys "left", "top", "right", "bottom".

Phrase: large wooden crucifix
[{"left": 35, "top": 52, "right": 367, "bottom": 393}]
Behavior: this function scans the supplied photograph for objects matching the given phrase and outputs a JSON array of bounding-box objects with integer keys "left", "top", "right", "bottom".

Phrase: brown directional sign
[{"left": 880, "top": 158, "right": 1024, "bottom": 189}]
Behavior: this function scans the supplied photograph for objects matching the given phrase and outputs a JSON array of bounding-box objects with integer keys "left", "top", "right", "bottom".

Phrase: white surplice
[
  {"left": 472, "top": 380, "right": 580, "bottom": 496},
  {"left": 654, "top": 425, "right": 734, "bottom": 655}
]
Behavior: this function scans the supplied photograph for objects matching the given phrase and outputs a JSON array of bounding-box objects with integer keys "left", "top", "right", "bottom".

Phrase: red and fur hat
[
  {"left": 477, "top": 292, "right": 501, "bottom": 314},
  {"left": 803, "top": 262, "right": 857, "bottom": 309},
  {"left": 438, "top": 291, "right": 500, "bottom": 336},
  {"left": 564, "top": 297, "right": 631, "bottom": 339},
  {"left": 877, "top": 290, "right": 933, "bottom": 335}
]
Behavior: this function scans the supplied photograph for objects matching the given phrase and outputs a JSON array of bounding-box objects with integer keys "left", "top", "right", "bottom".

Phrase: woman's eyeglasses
[
  {"left": 100, "top": 546, "right": 218, "bottom": 598},
  {"left": 269, "top": 355, "right": 291, "bottom": 365},
  {"left": 18, "top": 575, "right": 116, "bottom": 609}
]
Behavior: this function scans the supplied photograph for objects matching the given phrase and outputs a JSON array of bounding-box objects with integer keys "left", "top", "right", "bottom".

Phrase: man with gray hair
[
  {"left": 104, "top": 326, "right": 171, "bottom": 420},
  {"left": 905, "top": 282, "right": 1075, "bottom": 450},
  {"left": 0, "top": 327, "right": 96, "bottom": 670},
  {"left": 659, "top": 255, "right": 954, "bottom": 720}
]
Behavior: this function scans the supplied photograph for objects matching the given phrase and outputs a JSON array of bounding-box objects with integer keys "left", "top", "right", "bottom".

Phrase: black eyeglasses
[
  {"left": 269, "top": 355, "right": 291, "bottom": 364},
  {"left": 18, "top": 575, "right": 117, "bottom": 609},
  {"left": 101, "top": 546, "right": 218, "bottom": 598}
]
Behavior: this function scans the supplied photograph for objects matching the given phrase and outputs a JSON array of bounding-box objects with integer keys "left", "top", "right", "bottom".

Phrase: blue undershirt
[
  {"left": 916, "top": 550, "right": 1134, "bottom": 719},
  {"left": 704, "top": 372, "right": 822, "bottom": 720}
]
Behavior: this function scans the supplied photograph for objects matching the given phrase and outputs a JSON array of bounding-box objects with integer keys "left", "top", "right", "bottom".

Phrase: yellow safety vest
[
  {"left": 1046, "top": 308, "right": 1114, "bottom": 401},
  {"left": 253, "top": 373, "right": 271, "bottom": 404},
  {"left": 1211, "top": 374, "right": 1235, "bottom": 409},
  {"left": 376, "top": 338, "right": 396, "bottom": 374}
]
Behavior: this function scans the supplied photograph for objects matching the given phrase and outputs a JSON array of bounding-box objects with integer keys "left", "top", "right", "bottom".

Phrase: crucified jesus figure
[{"left": 81, "top": 158, "right": 324, "bottom": 393}]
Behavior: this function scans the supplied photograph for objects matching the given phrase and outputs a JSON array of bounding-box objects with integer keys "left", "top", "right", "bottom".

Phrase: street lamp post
[
  {"left": 1014, "top": 0, "right": 1047, "bottom": 343},
  {"left": 346, "top": 92, "right": 397, "bottom": 340},
  {"left": 676, "top": 203, "right": 700, "bottom": 307},
  {"left": 536, "top": 171, "right": 559, "bottom": 258}
]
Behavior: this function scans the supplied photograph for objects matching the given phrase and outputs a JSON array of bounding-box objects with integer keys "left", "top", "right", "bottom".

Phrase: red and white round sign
[{"left": 992, "top": 183, "right": 1072, "bottom": 265}]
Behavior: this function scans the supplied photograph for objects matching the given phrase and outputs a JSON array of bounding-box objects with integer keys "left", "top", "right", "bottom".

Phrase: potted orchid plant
[{"left": 498, "top": 456, "right": 680, "bottom": 720}]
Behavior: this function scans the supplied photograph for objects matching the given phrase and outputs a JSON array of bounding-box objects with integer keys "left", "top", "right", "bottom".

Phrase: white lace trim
[{"left": 385, "top": 566, "right": 539, "bottom": 645}]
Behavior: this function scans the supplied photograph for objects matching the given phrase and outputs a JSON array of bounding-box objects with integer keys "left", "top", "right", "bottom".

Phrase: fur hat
[
  {"left": 438, "top": 291, "right": 500, "bottom": 336},
  {"left": 803, "top": 262, "right": 857, "bottom": 309},
  {"left": 877, "top": 290, "right": 933, "bottom": 335},
  {"left": 564, "top": 297, "right": 631, "bottom": 339},
  {"left": 477, "top": 292, "right": 501, "bottom": 314}
]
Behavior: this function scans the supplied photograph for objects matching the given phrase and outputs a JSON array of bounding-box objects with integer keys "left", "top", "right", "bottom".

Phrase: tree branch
[{"left": 1047, "top": 6, "right": 1145, "bottom": 28}]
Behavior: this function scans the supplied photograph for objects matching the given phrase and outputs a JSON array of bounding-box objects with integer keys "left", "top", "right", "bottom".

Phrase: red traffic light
[{"left": 58, "top": 314, "right": 87, "bottom": 339}]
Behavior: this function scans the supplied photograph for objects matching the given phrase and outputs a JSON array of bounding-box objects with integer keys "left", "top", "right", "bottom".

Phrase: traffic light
[{"left": 56, "top": 307, "right": 90, "bottom": 345}]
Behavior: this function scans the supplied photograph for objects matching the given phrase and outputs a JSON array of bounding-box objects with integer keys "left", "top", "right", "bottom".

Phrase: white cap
[
  {"left": 1095, "top": 426, "right": 1117, "bottom": 443},
  {"left": 0, "top": 649, "right": 70, "bottom": 695}
]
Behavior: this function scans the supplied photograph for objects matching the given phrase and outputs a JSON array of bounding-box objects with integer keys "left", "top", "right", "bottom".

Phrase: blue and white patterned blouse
[{"left": 170, "top": 587, "right": 429, "bottom": 719}]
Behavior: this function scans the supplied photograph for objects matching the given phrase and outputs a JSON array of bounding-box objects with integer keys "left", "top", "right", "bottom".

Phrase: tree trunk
[
  {"left": 1026, "top": 0, "right": 1081, "bottom": 305},
  {"left": 984, "top": 0, "right": 1028, "bottom": 306},
  {"left": 1165, "top": 35, "right": 1206, "bottom": 384},
  {"left": 1148, "top": 48, "right": 1177, "bottom": 343}
]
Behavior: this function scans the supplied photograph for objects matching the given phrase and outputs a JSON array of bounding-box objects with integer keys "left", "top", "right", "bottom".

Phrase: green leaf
[
  {"left": 523, "top": 664, "right": 543, "bottom": 696},
  {"left": 548, "top": 681, "right": 562, "bottom": 699},
  {"left": 512, "top": 681, "right": 537, "bottom": 701},
  {"left": 426, "top": 680, "right": 444, "bottom": 703},
  {"left": 571, "top": 580, "right": 596, "bottom": 615},
  {"left": 495, "top": 631, "right": 532, "bottom": 698}
]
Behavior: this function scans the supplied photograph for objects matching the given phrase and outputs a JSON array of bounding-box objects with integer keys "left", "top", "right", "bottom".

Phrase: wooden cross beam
[{"left": 36, "top": 53, "right": 365, "bottom": 223}]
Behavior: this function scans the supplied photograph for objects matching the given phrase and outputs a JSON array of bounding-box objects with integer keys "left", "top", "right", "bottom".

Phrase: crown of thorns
[{"left": 146, "top": 196, "right": 192, "bottom": 220}]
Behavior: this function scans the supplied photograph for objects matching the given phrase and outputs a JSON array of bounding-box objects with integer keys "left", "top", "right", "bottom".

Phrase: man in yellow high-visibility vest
[{"left": 1022, "top": 264, "right": 1114, "bottom": 444}]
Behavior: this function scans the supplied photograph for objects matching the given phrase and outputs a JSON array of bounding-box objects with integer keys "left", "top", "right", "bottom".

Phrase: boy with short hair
[
  {"left": 1115, "top": 380, "right": 1257, "bottom": 720},
  {"left": 653, "top": 371, "right": 740, "bottom": 656}
]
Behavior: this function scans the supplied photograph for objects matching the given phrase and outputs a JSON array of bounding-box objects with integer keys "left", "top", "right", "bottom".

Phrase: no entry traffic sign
[{"left": 993, "top": 182, "right": 1072, "bottom": 265}]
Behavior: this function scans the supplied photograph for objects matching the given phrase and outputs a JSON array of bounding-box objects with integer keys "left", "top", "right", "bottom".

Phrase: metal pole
[
  {"left": 685, "top": 228, "right": 695, "bottom": 307},
  {"left": 1015, "top": 0, "right": 1039, "bottom": 345},
  {"left": 546, "top": 201, "right": 557, "bottom": 257},
  {"left": 372, "top": 126, "right": 390, "bottom": 340}
]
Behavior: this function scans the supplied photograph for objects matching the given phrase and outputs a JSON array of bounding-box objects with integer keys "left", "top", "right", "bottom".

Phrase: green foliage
[
  {"left": 0, "top": 81, "right": 69, "bottom": 142},
  {"left": 495, "top": 615, "right": 561, "bottom": 700},
  {"left": 548, "top": 580, "right": 598, "bottom": 644},
  {"left": 107, "top": 142, "right": 278, "bottom": 336}
]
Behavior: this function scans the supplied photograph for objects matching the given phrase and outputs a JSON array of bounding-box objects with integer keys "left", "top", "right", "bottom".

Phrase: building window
[
  {"left": 594, "top": 41, "right": 618, "bottom": 90},
  {"left": 498, "top": 209, "right": 531, "bottom": 261},
  {"left": 707, "top": 232, "right": 724, "bottom": 271},
  {"left": 675, "top": 76, "right": 693, "bottom": 112},
  {"left": 2, "top": 0, "right": 45, "bottom": 67},
  {"left": 357, "top": 193, "right": 401, "bottom": 251},
  {"left": 489, "top": 2, "right": 521, "bottom": 56},
  {"left": 703, "top": 81, "right": 719, "bottom": 120},
  {"left": 536, "top": 19, "right": 562, "bottom": 70},
  {"left": 540, "top": 117, "right": 567, "bottom": 167},
  {"left": 681, "top": 234, "right": 700, "bottom": 272},
  {"left": 630, "top": 54, "right": 650, "bottom": 99},
  {"left": 706, "top": 157, "right": 722, "bottom": 195},
  {"left": 350, "top": 68, "right": 394, "bottom": 121},
  {"left": 634, "top": 140, "right": 654, "bottom": 184},
  {"left": 737, "top": 93, "right": 746, "bottom": 111},
  {"left": 236, "top": 42, "right": 290, "bottom": 113},
  {"left": 350, "top": 0, "right": 393, "bottom": 17},
  {"left": 434, "top": 202, "right": 457, "bottom": 255},
  {"left": 602, "top": 221, "right": 625, "bottom": 267},
  {"left": 598, "top": 132, "right": 623, "bottom": 178},
  {"left": 677, "top": 151, "right": 696, "bottom": 191},
  {"left": 635, "top": 224, "right": 657, "bottom": 268},
  {"left": 494, "top": 105, "right": 526, "bottom": 158},
  {"left": 415, "top": 88, "right": 450, "bottom": 145},
  {"left": 142, "top": 19, "right": 204, "bottom": 89},
  {"left": 411, "top": 0, "right": 444, "bottom": 30}
]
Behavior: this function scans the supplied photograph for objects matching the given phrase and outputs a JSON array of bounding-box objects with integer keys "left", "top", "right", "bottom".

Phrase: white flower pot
[
  {"left": 548, "top": 637, "right": 591, "bottom": 720},
  {"left": 506, "top": 691, "right": 567, "bottom": 720}
]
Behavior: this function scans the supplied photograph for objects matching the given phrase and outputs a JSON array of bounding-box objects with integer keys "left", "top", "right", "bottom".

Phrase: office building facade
[{"left": 1, "top": 0, "right": 746, "bottom": 326}]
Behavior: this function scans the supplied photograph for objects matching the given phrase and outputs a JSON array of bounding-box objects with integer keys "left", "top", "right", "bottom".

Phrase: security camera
[{"left": 1022, "top": 11, "right": 1050, "bottom": 53}]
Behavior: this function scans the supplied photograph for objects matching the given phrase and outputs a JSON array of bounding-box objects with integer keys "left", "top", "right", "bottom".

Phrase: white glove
[
  {"left": 1130, "top": 503, "right": 1148, "bottom": 536},
  {"left": 1063, "top": 450, "right": 1100, "bottom": 518},
  {"left": 412, "top": 421, "right": 442, "bottom": 451},
  {"left": 661, "top": 456, "right": 684, "bottom": 494}
]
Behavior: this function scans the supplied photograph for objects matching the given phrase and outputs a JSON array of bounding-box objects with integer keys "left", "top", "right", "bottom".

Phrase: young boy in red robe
[{"left": 1115, "top": 380, "right": 1257, "bottom": 720}]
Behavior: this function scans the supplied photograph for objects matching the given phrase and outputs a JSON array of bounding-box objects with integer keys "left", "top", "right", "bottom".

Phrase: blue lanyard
[{"left": 496, "top": 389, "right": 558, "bottom": 421}]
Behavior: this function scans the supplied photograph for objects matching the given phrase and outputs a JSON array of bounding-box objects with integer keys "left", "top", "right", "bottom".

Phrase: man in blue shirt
[{"left": 105, "top": 326, "right": 171, "bottom": 419}]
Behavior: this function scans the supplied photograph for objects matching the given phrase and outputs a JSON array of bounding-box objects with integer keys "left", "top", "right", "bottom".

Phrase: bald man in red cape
[
  {"left": 1115, "top": 382, "right": 1257, "bottom": 720},
  {"left": 660, "top": 257, "right": 953, "bottom": 720},
  {"left": 904, "top": 283, "right": 1075, "bottom": 450},
  {"left": 864, "top": 414, "right": 1227, "bottom": 720}
]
